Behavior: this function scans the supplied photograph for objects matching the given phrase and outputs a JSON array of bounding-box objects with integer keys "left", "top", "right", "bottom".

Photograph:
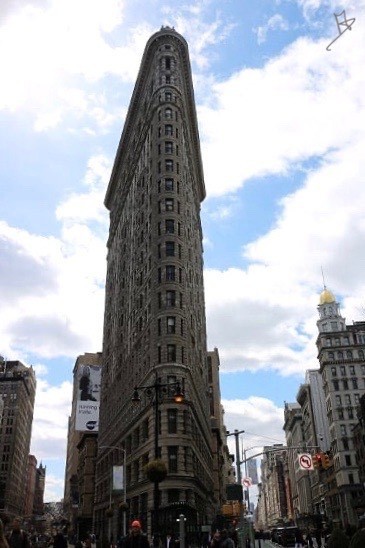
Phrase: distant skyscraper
[
  {"left": 33, "top": 461, "right": 46, "bottom": 518},
  {"left": 95, "top": 26, "right": 215, "bottom": 540},
  {"left": 0, "top": 359, "right": 36, "bottom": 516}
]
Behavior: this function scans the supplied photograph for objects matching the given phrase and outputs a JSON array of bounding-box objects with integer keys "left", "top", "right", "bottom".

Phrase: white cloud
[
  {"left": 0, "top": 154, "right": 109, "bottom": 360},
  {"left": 30, "top": 378, "right": 73, "bottom": 500},
  {"left": 0, "top": 1, "right": 154, "bottom": 131},
  {"left": 254, "top": 14, "right": 290, "bottom": 45},
  {"left": 160, "top": 4, "right": 235, "bottom": 70},
  {"left": 198, "top": 15, "right": 364, "bottom": 197}
]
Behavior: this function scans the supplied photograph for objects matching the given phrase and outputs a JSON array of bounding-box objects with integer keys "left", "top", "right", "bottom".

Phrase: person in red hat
[{"left": 123, "top": 521, "right": 150, "bottom": 548}]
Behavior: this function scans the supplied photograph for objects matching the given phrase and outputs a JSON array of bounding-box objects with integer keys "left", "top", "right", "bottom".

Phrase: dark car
[{"left": 271, "top": 526, "right": 300, "bottom": 547}]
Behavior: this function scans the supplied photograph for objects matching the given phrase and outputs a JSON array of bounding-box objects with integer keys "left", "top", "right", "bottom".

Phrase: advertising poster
[
  {"left": 75, "top": 364, "right": 101, "bottom": 432},
  {"left": 112, "top": 465, "right": 124, "bottom": 491}
]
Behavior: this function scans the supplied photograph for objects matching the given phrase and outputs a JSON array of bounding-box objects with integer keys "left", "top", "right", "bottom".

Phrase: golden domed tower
[{"left": 317, "top": 286, "right": 346, "bottom": 333}]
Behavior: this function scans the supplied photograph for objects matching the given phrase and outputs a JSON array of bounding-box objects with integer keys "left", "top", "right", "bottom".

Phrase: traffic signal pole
[{"left": 227, "top": 430, "right": 245, "bottom": 548}]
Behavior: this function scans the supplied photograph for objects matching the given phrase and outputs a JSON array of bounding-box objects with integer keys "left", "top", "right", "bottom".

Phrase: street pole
[
  {"left": 132, "top": 373, "right": 184, "bottom": 547},
  {"left": 99, "top": 446, "right": 127, "bottom": 539},
  {"left": 227, "top": 430, "right": 245, "bottom": 548},
  {"left": 178, "top": 514, "right": 186, "bottom": 548}
]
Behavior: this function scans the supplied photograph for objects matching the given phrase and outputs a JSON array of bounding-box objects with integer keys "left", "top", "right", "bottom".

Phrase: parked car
[{"left": 271, "top": 526, "right": 300, "bottom": 547}]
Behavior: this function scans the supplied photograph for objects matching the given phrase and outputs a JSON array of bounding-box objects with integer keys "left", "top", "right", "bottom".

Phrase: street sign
[{"left": 298, "top": 453, "right": 314, "bottom": 470}]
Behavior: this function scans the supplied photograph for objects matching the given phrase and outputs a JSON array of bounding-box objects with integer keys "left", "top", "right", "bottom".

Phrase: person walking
[
  {"left": 0, "top": 519, "right": 9, "bottom": 548},
  {"left": 210, "top": 532, "right": 220, "bottom": 548},
  {"left": 294, "top": 528, "right": 304, "bottom": 548},
  {"left": 52, "top": 531, "right": 67, "bottom": 548},
  {"left": 219, "top": 530, "right": 234, "bottom": 548},
  {"left": 6, "top": 519, "right": 30, "bottom": 548},
  {"left": 123, "top": 521, "right": 149, "bottom": 548}
]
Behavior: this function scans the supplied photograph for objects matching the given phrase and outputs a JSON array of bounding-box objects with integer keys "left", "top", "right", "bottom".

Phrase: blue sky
[{"left": 1, "top": 0, "right": 364, "bottom": 501}]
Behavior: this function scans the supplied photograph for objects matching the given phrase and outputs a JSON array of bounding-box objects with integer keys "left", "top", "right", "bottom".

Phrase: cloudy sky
[{"left": 0, "top": 0, "right": 364, "bottom": 501}]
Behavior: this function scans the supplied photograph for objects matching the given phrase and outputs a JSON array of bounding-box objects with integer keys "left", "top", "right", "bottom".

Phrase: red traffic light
[{"left": 312, "top": 453, "right": 322, "bottom": 469}]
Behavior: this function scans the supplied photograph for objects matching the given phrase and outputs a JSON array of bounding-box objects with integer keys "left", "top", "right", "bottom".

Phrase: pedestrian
[
  {"left": 219, "top": 530, "right": 234, "bottom": 548},
  {"left": 52, "top": 531, "right": 67, "bottom": 548},
  {"left": 306, "top": 532, "right": 314, "bottom": 548},
  {"left": 210, "top": 532, "right": 220, "bottom": 548},
  {"left": 294, "top": 529, "right": 304, "bottom": 548},
  {"left": 0, "top": 519, "right": 9, "bottom": 548},
  {"left": 6, "top": 519, "right": 30, "bottom": 548},
  {"left": 164, "top": 533, "right": 177, "bottom": 548},
  {"left": 314, "top": 530, "right": 322, "bottom": 548},
  {"left": 123, "top": 521, "right": 149, "bottom": 548}
]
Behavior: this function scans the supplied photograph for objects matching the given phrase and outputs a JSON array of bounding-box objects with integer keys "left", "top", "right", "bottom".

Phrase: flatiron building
[{"left": 95, "top": 27, "right": 215, "bottom": 539}]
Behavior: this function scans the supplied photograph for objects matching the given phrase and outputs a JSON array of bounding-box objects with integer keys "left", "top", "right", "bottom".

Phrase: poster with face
[{"left": 75, "top": 364, "right": 101, "bottom": 432}]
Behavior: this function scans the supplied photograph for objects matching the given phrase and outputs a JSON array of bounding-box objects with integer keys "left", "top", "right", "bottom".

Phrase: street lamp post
[
  {"left": 132, "top": 372, "right": 184, "bottom": 546},
  {"left": 226, "top": 430, "right": 245, "bottom": 548},
  {"left": 99, "top": 445, "right": 127, "bottom": 539}
]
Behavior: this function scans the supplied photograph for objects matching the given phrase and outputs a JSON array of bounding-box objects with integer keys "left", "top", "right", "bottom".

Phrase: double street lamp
[{"left": 132, "top": 372, "right": 184, "bottom": 545}]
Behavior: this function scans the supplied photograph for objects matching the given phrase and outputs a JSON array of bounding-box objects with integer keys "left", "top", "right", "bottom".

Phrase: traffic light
[
  {"left": 312, "top": 453, "right": 322, "bottom": 469},
  {"left": 322, "top": 452, "right": 331, "bottom": 469}
]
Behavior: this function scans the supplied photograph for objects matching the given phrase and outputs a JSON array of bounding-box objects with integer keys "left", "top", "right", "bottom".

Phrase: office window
[
  {"left": 338, "top": 351, "right": 343, "bottom": 359},
  {"left": 167, "top": 489, "right": 179, "bottom": 503},
  {"left": 166, "top": 241, "right": 175, "bottom": 257},
  {"left": 165, "top": 159, "right": 173, "bottom": 172},
  {"left": 340, "top": 424, "right": 347, "bottom": 436},
  {"left": 165, "top": 124, "right": 173, "bottom": 136},
  {"left": 346, "top": 350, "right": 353, "bottom": 359},
  {"left": 166, "top": 291, "right": 176, "bottom": 307},
  {"left": 340, "top": 366, "right": 346, "bottom": 376},
  {"left": 166, "top": 219, "right": 174, "bottom": 234},
  {"left": 345, "top": 394, "right": 351, "bottom": 405},
  {"left": 167, "top": 317, "right": 176, "bottom": 334},
  {"left": 165, "top": 141, "right": 173, "bottom": 154},
  {"left": 332, "top": 380, "right": 339, "bottom": 391},
  {"left": 331, "top": 367, "right": 336, "bottom": 377},
  {"left": 158, "top": 318, "right": 161, "bottom": 336},
  {"left": 165, "top": 57, "right": 171, "bottom": 70},
  {"left": 165, "top": 198, "right": 174, "bottom": 211},
  {"left": 352, "top": 378, "right": 358, "bottom": 389},
  {"left": 349, "top": 366, "right": 355, "bottom": 375},
  {"left": 335, "top": 395, "right": 342, "bottom": 406},
  {"left": 329, "top": 352, "right": 334, "bottom": 360},
  {"left": 165, "top": 178, "right": 174, "bottom": 191},
  {"left": 165, "top": 91, "right": 172, "bottom": 102},
  {"left": 166, "top": 265, "right": 175, "bottom": 281},
  {"left": 167, "top": 409, "right": 177, "bottom": 433},
  {"left": 167, "top": 344, "right": 176, "bottom": 362},
  {"left": 165, "top": 108, "right": 173, "bottom": 119},
  {"left": 168, "top": 446, "right": 178, "bottom": 472}
]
